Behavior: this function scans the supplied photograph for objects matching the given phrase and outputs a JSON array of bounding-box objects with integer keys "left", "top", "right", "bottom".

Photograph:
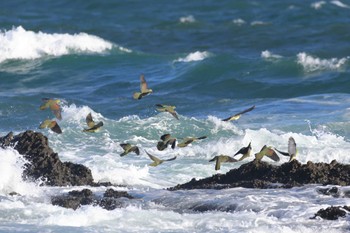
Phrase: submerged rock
[
  {"left": 312, "top": 206, "right": 350, "bottom": 220},
  {"left": 170, "top": 159, "right": 350, "bottom": 190},
  {"left": 51, "top": 188, "right": 134, "bottom": 210},
  {"left": 0, "top": 131, "right": 94, "bottom": 186}
]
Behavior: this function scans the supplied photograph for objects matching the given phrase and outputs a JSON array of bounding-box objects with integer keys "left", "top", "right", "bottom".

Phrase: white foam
[
  {"left": 232, "top": 18, "right": 246, "bottom": 25},
  {"left": 174, "top": 51, "right": 210, "bottom": 63},
  {"left": 311, "top": 1, "right": 327, "bottom": 9},
  {"left": 179, "top": 15, "right": 196, "bottom": 23},
  {"left": 261, "top": 50, "right": 282, "bottom": 60},
  {"left": 296, "top": 52, "right": 347, "bottom": 72},
  {"left": 0, "top": 26, "right": 114, "bottom": 63},
  {"left": 331, "top": 0, "right": 350, "bottom": 8},
  {"left": 0, "top": 147, "right": 42, "bottom": 196}
]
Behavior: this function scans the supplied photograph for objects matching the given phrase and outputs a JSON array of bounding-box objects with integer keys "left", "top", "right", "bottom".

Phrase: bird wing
[
  {"left": 140, "top": 74, "right": 148, "bottom": 92},
  {"left": 197, "top": 136, "right": 207, "bottom": 140},
  {"left": 160, "top": 134, "right": 171, "bottom": 141},
  {"left": 133, "top": 92, "right": 142, "bottom": 100},
  {"left": 164, "top": 156, "right": 177, "bottom": 162},
  {"left": 86, "top": 113, "right": 95, "bottom": 128},
  {"left": 146, "top": 151, "right": 162, "bottom": 166},
  {"left": 168, "top": 138, "right": 177, "bottom": 149},
  {"left": 50, "top": 121, "right": 62, "bottom": 134},
  {"left": 215, "top": 157, "right": 222, "bottom": 170},
  {"left": 132, "top": 146, "right": 140, "bottom": 155},
  {"left": 222, "top": 105, "right": 255, "bottom": 121},
  {"left": 39, "top": 98, "right": 50, "bottom": 110},
  {"left": 120, "top": 143, "right": 132, "bottom": 151},
  {"left": 157, "top": 141, "right": 167, "bottom": 151},
  {"left": 170, "top": 111, "right": 179, "bottom": 120},
  {"left": 39, "top": 119, "right": 51, "bottom": 129},
  {"left": 265, "top": 147, "right": 280, "bottom": 162},
  {"left": 274, "top": 148, "right": 289, "bottom": 156},
  {"left": 233, "top": 147, "right": 246, "bottom": 156},
  {"left": 288, "top": 137, "right": 297, "bottom": 156}
]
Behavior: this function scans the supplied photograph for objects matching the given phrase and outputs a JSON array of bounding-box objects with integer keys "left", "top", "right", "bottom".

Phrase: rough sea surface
[{"left": 0, "top": 0, "right": 350, "bottom": 232}]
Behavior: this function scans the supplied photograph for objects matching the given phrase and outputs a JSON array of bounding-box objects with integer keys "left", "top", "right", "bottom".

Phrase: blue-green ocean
[{"left": 0, "top": 1, "right": 350, "bottom": 232}]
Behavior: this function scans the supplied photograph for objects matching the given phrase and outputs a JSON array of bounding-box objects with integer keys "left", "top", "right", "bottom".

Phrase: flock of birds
[{"left": 38, "top": 74, "right": 297, "bottom": 170}]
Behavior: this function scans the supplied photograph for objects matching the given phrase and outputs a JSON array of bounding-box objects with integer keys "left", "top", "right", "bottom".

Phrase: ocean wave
[
  {"left": 331, "top": 0, "right": 350, "bottom": 8},
  {"left": 296, "top": 52, "right": 348, "bottom": 72},
  {"left": 311, "top": 1, "right": 327, "bottom": 9},
  {"left": 261, "top": 50, "right": 283, "bottom": 60},
  {"left": 0, "top": 26, "right": 117, "bottom": 63},
  {"left": 174, "top": 51, "right": 211, "bottom": 63},
  {"left": 179, "top": 15, "right": 196, "bottom": 23}
]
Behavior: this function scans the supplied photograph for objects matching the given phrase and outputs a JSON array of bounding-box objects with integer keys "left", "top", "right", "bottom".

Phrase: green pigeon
[
  {"left": 233, "top": 142, "right": 252, "bottom": 161},
  {"left": 155, "top": 104, "right": 179, "bottom": 120},
  {"left": 133, "top": 74, "right": 153, "bottom": 100},
  {"left": 222, "top": 105, "right": 255, "bottom": 121},
  {"left": 40, "top": 98, "right": 62, "bottom": 120},
  {"left": 255, "top": 145, "right": 280, "bottom": 162},
  {"left": 39, "top": 119, "right": 62, "bottom": 134},
  {"left": 120, "top": 143, "right": 140, "bottom": 157},
  {"left": 157, "top": 134, "right": 177, "bottom": 151},
  {"left": 209, "top": 155, "right": 237, "bottom": 170},
  {"left": 83, "top": 113, "right": 104, "bottom": 132},
  {"left": 275, "top": 137, "right": 297, "bottom": 162},
  {"left": 145, "top": 151, "right": 177, "bottom": 167},
  {"left": 177, "top": 136, "right": 207, "bottom": 148}
]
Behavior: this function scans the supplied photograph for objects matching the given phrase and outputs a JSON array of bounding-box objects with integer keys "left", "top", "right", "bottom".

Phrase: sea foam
[
  {"left": 0, "top": 26, "right": 114, "bottom": 63},
  {"left": 174, "top": 51, "right": 210, "bottom": 63},
  {"left": 297, "top": 52, "right": 347, "bottom": 72}
]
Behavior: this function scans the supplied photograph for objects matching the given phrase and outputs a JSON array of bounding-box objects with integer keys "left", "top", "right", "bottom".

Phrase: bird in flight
[
  {"left": 157, "top": 134, "right": 177, "bottom": 151},
  {"left": 209, "top": 155, "right": 237, "bottom": 170},
  {"left": 233, "top": 142, "right": 252, "bottom": 161},
  {"left": 275, "top": 137, "right": 297, "bottom": 162},
  {"left": 120, "top": 143, "right": 140, "bottom": 157},
  {"left": 133, "top": 74, "right": 153, "bottom": 100},
  {"left": 39, "top": 119, "right": 62, "bottom": 134},
  {"left": 40, "top": 98, "right": 62, "bottom": 120},
  {"left": 83, "top": 113, "right": 104, "bottom": 132},
  {"left": 177, "top": 136, "right": 207, "bottom": 148},
  {"left": 155, "top": 104, "right": 179, "bottom": 120},
  {"left": 254, "top": 145, "right": 280, "bottom": 162},
  {"left": 145, "top": 151, "right": 177, "bottom": 167},
  {"left": 222, "top": 105, "right": 255, "bottom": 121}
]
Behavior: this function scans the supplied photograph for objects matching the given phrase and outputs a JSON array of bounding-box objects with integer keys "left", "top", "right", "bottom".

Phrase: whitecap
[
  {"left": 0, "top": 26, "right": 116, "bottom": 63},
  {"left": 311, "top": 1, "right": 327, "bottom": 9},
  {"left": 331, "top": 0, "right": 350, "bottom": 8},
  {"left": 296, "top": 52, "right": 347, "bottom": 72},
  {"left": 179, "top": 15, "right": 196, "bottom": 23},
  {"left": 261, "top": 50, "right": 283, "bottom": 60},
  {"left": 232, "top": 18, "right": 246, "bottom": 25},
  {"left": 174, "top": 51, "right": 210, "bottom": 63}
]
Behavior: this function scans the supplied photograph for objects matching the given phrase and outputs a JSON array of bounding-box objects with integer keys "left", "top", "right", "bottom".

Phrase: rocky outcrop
[
  {"left": 311, "top": 206, "right": 350, "bottom": 220},
  {"left": 170, "top": 159, "right": 350, "bottom": 190},
  {"left": 0, "top": 130, "right": 94, "bottom": 186},
  {"left": 51, "top": 188, "right": 134, "bottom": 210}
]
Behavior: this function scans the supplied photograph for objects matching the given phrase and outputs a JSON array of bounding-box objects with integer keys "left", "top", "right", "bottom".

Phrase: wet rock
[
  {"left": 170, "top": 159, "right": 350, "bottom": 190},
  {"left": 52, "top": 188, "right": 134, "bottom": 210},
  {"left": 316, "top": 187, "right": 340, "bottom": 198},
  {"left": 0, "top": 131, "right": 94, "bottom": 186},
  {"left": 312, "top": 206, "right": 350, "bottom": 220}
]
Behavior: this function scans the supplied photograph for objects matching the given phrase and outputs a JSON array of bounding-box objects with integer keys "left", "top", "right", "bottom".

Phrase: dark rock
[
  {"left": 52, "top": 189, "right": 95, "bottom": 210},
  {"left": 169, "top": 159, "right": 350, "bottom": 190},
  {"left": 312, "top": 206, "right": 350, "bottom": 220},
  {"left": 0, "top": 131, "right": 94, "bottom": 186},
  {"left": 316, "top": 187, "right": 340, "bottom": 198},
  {"left": 51, "top": 188, "right": 134, "bottom": 210}
]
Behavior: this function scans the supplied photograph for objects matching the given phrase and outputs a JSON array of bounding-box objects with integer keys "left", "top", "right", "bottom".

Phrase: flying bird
[
  {"left": 209, "top": 155, "right": 237, "bottom": 170},
  {"left": 133, "top": 74, "right": 153, "bottom": 100},
  {"left": 145, "top": 151, "right": 177, "bottom": 167},
  {"left": 233, "top": 142, "right": 252, "bottom": 161},
  {"left": 157, "top": 134, "right": 177, "bottom": 151},
  {"left": 254, "top": 145, "right": 280, "bottom": 162},
  {"left": 274, "top": 137, "right": 297, "bottom": 162},
  {"left": 40, "top": 98, "right": 62, "bottom": 120},
  {"left": 177, "top": 136, "right": 207, "bottom": 148},
  {"left": 120, "top": 143, "right": 140, "bottom": 157},
  {"left": 83, "top": 113, "right": 104, "bottom": 132},
  {"left": 222, "top": 105, "right": 255, "bottom": 121},
  {"left": 155, "top": 104, "right": 179, "bottom": 120},
  {"left": 39, "top": 119, "right": 62, "bottom": 134}
]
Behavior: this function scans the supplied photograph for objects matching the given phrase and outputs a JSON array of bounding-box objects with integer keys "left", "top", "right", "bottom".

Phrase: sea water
[{"left": 0, "top": 1, "right": 350, "bottom": 232}]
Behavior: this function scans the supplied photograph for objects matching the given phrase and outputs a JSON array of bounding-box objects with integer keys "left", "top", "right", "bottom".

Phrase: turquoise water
[{"left": 1, "top": 1, "right": 350, "bottom": 232}]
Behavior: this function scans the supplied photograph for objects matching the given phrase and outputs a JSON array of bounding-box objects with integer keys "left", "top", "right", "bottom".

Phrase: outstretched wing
[
  {"left": 160, "top": 134, "right": 172, "bottom": 141},
  {"left": 86, "top": 113, "right": 95, "bottom": 128},
  {"left": 164, "top": 156, "right": 177, "bottom": 162},
  {"left": 288, "top": 137, "right": 297, "bottom": 156},
  {"left": 222, "top": 105, "right": 255, "bottom": 121},
  {"left": 265, "top": 147, "right": 280, "bottom": 162},
  {"left": 120, "top": 143, "right": 132, "bottom": 151},
  {"left": 140, "top": 74, "right": 148, "bottom": 93}
]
